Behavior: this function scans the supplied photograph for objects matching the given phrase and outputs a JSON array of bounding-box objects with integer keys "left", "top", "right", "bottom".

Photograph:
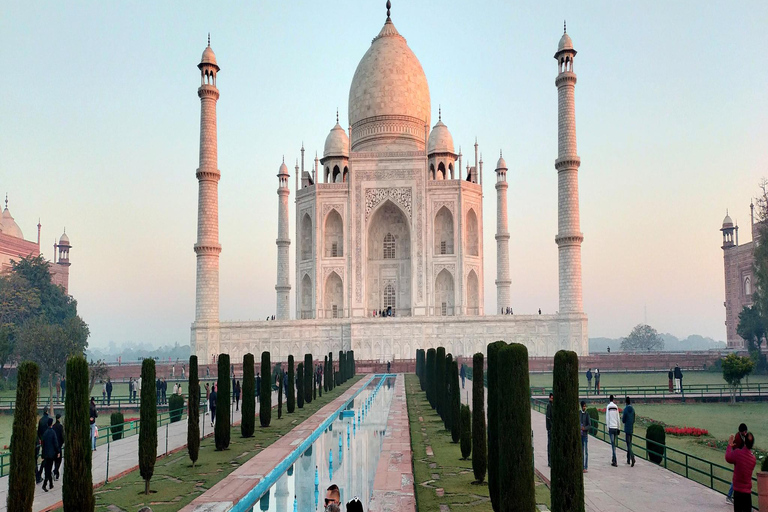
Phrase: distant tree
[
  {"left": 187, "top": 356, "right": 200, "bottom": 465},
  {"left": 737, "top": 306, "right": 766, "bottom": 355},
  {"left": 751, "top": 180, "right": 768, "bottom": 321},
  {"left": 722, "top": 353, "right": 755, "bottom": 404},
  {"left": 139, "top": 358, "right": 157, "bottom": 494},
  {"left": 7, "top": 361, "right": 39, "bottom": 512},
  {"left": 621, "top": 324, "right": 663, "bottom": 352},
  {"left": 88, "top": 359, "right": 110, "bottom": 394},
  {"left": 323, "top": 356, "right": 328, "bottom": 393}
]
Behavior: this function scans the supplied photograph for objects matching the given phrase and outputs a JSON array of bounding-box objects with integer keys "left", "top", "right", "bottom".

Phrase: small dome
[
  {"left": 59, "top": 231, "right": 70, "bottom": 245},
  {"left": 0, "top": 208, "right": 24, "bottom": 240},
  {"left": 558, "top": 32, "right": 573, "bottom": 52},
  {"left": 722, "top": 214, "right": 734, "bottom": 228},
  {"left": 278, "top": 160, "right": 289, "bottom": 176},
  {"left": 427, "top": 119, "right": 455, "bottom": 155},
  {"left": 201, "top": 46, "right": 218, "bottom": 67},
  {"left": 496, "top": 155, "right": 508, "bottom": 170},
  {"left": 323, "top": 122, "right": 350, "bottom": 159}
]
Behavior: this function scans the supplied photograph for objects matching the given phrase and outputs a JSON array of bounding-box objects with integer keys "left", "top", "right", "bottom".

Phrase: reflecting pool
[{"left": 242, "top": 375, "right": 396, "bottom": 512}]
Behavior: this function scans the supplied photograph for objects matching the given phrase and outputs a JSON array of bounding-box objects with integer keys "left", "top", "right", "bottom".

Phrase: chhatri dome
[
  {"left": 323, "top": 111, "right": 350, "bottom": 158},
  {"left": 200, "top": 35, "right": 219, "bottom": 69},
  {"left": 0, "top": 196, "right": 24, "bottom": 239},
  {"left": 427, "top": 108, "right": 455, "bottom": 155},
  {"left": 722, "top": 212, "right": 734, "bottom": 228},
  {"left": 347, "top": 1, "right": 430, "bottom": 150},
  {"left": 496, "top": 151, "right": 508, "bottom": 170}
]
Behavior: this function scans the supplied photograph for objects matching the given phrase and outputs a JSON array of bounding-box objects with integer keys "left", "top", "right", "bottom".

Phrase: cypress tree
[
  {"left": 551, "top": 350, "right": 584, "bottom": 512},
  {"left": 215, "top": 354, "right": 231, "bottom": 448},
  {"left": 329, "top": 353, "right": 334, "bottom": 390},
  {"left": 435, "top": 347, "right": 446, "bottom": 418},
  {"left": 313, "top": 372, "right": 317, "bottom": 401},
  {"left": 296, "top": 363, "right": 305, "bottom": 409},
  {"left": 318, "top": 361, "right": 322, "bottom": 398},
  {"left": 287, "top": 355, "right": 296, "bottom": 413},
  {"left": 487, "top": 340, "right": 507, "bottom": 511},
  {"left": 277, "top": 370, "right": 283, "bottom": 419},
  {"left": 450, "top": 360, "right": 461, "bottom": 443},
  {"left": 472, "top": 352, "right": 487, "bottom": 484},
  {"left": 323, "top": 356, "right": 328, "bottom": 392},
  {"left": 460, "top": 404, "right": 472, "bottom": 459},
  {"left": 497, "top": 343, "right": 534, "bottom": 512},
  {"left": 241, "top": 354, "right": 255, "bottom": 437},
  {"left": 139, "top": 358, "right": 157, "bottom": 494},
  {"left": 339, "top": 351, "right": 344, "bottom": 383},
  {"left": 62, "top": 355, "right": 93, "bottom": 511},
  {"left": 304, "top": 354, "right": 313, "bottom": 404},
  {"left": 259, "top": 352, "right": 271, "bottom": 427},
  {"left": 426, "top": 348, "right": 436, "bottom": 408},
  {"left": 188, "top": 355, "right": 200, "bottom": 465},
  {"left": 349, "top": 350, "right": 355, "bottom": 377},
  {"left": 444, "top": 353, "right": 453, "bottom": 428},
  {"left": 8, "top": 361, "right": 39, "bottom": 512}
]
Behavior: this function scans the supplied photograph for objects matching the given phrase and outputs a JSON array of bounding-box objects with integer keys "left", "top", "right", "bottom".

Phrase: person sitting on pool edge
[{"left": 325, "top": 484, "right": 341, "bottom": 511}]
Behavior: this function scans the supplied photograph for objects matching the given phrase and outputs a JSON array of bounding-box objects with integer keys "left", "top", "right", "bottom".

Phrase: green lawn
[
  {"left": 528, "top": 371, "right": 768, "bottom": 389},
  {"left": 45, "top": 376, "right": 361, "bottom": 512},
  {"left": 406, "top": 374, "right": 550, "bottom": 510}
]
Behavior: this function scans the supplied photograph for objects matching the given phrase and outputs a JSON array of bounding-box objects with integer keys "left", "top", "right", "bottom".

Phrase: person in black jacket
[
  {"left": 209, "top": 384, "right": 217, "bottom": 427},
  {"left": 52, "top": 413, "right": 64, "bottom": 480},
  {"left": 161, "top": 378, "right": 167, "bottom": 405},
  {"left": 35, "top": 406, "right": 50, "bottom": 484},
  {"left": 41, "top": 417, "right": 60, "bottom": 492},
  {"left": 106, "top": 379, "right": 113, "bottom": 406},
  {"left": 545, "top": 393, "right": 553, "bottom": 467}
]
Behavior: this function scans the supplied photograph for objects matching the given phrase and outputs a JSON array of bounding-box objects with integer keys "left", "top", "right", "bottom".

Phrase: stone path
[
  {"left": 179, "top": 380, "right": 369, "bottom": 511},
  {"left": 461, "top": 384, "right": 732, "bottom": 512},
  {"left": 0, "top": 391, "right": 281, "bottom": 512},
  {"left": 368, "top": 375, "right": 415, "bottom": 512}
]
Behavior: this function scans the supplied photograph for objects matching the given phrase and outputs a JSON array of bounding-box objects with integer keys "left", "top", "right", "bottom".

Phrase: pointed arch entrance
[{"left": 366, "top": 199, "right": 411, "bottom": 316}]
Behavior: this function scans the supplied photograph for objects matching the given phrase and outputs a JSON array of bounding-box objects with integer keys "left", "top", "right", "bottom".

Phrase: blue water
[{"left": 243, "top": 375, "right": 397, "bottom": 512}]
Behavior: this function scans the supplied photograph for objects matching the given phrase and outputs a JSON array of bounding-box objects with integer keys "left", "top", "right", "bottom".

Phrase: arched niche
[
  {"left": 324, "top": 271, "right": 343, "bottom": 318},
  {"left": 434, "top": 206, "right": 454, "bottom": 255},
  {"left": 434, "top": 269, "right": 455, "bottom": 316},
  {"left": 301, "top": 274, "right": 313, "bottom": 319},
  {"left": 366, "top": 199, "right": 411, "bottom": 316},
  {"left": 324, "top": 209, "right": 343, "bottom": 257},
  {"left": 300, "top": 214, "right": 313, "bottom": 261},
  {"left": 466, "top": 209, "right": 479, "bottom": 256},
  {"left": 467, "top": 269, "right": 479, "bottom": 315}
]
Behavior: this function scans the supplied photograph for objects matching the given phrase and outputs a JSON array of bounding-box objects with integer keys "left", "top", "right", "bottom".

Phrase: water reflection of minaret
[
  {"left": 297, "top": 446, "right": 315, "bottom": 511},
  {"left": 275, "top": 472, "right": 289, "bottom": 512}
]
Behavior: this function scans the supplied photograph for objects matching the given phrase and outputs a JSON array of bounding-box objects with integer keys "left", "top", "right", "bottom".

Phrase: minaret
[
  {"left": 495, "top": 151, "right": 511, "bottom": 312},
  {"left": 276, "top": 158, "right": 291, "bottom": 320},
  {"left": 194, "top": 36, "right": 222, "bottom": 324}
]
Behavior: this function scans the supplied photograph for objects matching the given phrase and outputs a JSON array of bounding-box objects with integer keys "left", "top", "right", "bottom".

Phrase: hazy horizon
[{"left": 2, "top": 1, "right": 766, "bottom": 349}]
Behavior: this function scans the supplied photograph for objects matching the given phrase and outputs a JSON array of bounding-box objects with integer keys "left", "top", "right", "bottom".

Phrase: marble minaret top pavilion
[
  {"left": 554, "top": 24, "right": 584, "bottom": 314},
  {"left": 190, "top": 9, "right": 588, "bottom": 363},
  {"left": 194, "top": 38, "right": 221, "bottom": 324}
]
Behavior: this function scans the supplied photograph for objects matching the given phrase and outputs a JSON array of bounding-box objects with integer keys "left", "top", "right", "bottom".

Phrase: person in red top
[{"left": 725, "top": 431, "right": 756, "bottom": 512}]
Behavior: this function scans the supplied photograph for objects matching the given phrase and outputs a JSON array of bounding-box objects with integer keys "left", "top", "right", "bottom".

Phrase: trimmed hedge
[
  {"left": 304, "top": 354, "right": 313, "bottom": 404},
  {"left": 287, "top": 356, "right": 296, "bottom": 413},
  {"left": 110, "top": 412, "right": 125, "bottom": 441},
  {"left": 168, "top": 394, "right": 184, "bottom": 423},
  {"left": 497, "top": 343, "right": 534, "bottom": 512},
  {"left": 444, "top": 353, "right": 453, "bottom": 428},
  {"left": 297, "top": 363, "right": 305, "bottom": 409},
  {"left": 486, "top": 340, "right": 506, "bottom": 510},
  {"left": 472, "top": 352, "right": 487, "bottom": 484},
  {"left": 140, "top": 358, "right": 158, "bottom": 494},
  {"left": 323, "top": 356, "right": 328, "bottom": 393},
  {"left": 460, "top": 404, "right": 472, "bottom": 459},
  {"left": 646, "top": 424, "right": 666, "bottom": 464},
  {"left": 241, "top": 353, "right": 255, "bottom": 437},
  {"left": 216, "top": 354, "right": 231, "bottom": 448},
  {"left": 259, "top": 352, "right": 271, "bottom": 427},
  {"left": 277, "top": 369, "right": 283, "bottom": 419},
  {"left": 8, "top": 361, "right": 39, "bottom": 512},
  {"left": 435, "top": 347, "right": 446, "bottom": 418},
  {"left": 551, "top": 350, "right": 584, "bottom": 512},
  {"left": 426, "top": 348, "right": 436, "bottom": 408},
  {"left": 187, "top": 355, "right": 200, "bottom": 466}
]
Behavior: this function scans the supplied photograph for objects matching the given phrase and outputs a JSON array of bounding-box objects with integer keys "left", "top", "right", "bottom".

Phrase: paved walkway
[
  {"left": 0, "top": 391, "right": 281, "bottom": 512},
  {"left": 461, "top": 384, "right": 732, "bottom": 512}
]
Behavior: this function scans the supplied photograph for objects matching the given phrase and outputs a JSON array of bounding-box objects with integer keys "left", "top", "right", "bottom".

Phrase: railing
[{"left": 530, "top": 398, "right": 759, "bottom": 500}]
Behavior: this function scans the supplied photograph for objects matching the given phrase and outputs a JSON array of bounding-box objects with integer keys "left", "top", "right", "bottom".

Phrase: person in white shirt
[
  {"left": 173, "top": 383, "right": 179, "bottom": 395},
  {"left": 605, "top": 395, "right": 621, "bottom": 467}
]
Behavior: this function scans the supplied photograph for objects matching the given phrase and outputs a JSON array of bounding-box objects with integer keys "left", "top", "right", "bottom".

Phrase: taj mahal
[{"left": 190, "top": 3, "right": 588, "bottom": 363}]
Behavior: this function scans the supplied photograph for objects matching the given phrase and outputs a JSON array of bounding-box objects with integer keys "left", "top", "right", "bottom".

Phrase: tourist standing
[
  {"left": 622, "top": 396, "right": 636, "bottom": 466},
  {"left": 41, "top": 418, "right": 60, "bottom": 492},
  {"left": 234, "top": 380, "right": 241, "bottom": 411},
  {"left": 726, "top": 423, "right": 749, "bottom": 504},
  {"left": 580, "top": 401, "right": 590, "bottom": 472},
  {"left": 173, "top": 382, "right": 179, "bottom": 395},
  {"left": 606, "top": 395, "right": 620, "bottom": 467},
  {"left": 89, "top": 397, "right": 98, "bottom": 451},
  {"left": 545, "top": 393, "right": 553, "bottom": 467},
  {"left": 594, "top": 369, "right": 601, "bottom": 394},
  {"left": 674, "top": 364, "right": 682, "bottom": 393},
  {"left": 129, "top": 377, "right": 134, "bottom": 403},
  {"left": 36, "top": 406, "right": 50, "bottom": 483},
  {"left": 725, "top": 431, "right": 756, "bottom": 512},
  {"left": 163, "top": 378, "right": 169, "bottom": 404},
  {"left": 204, "top": 383, "right": 210, "bottom": 416},
  {"left": 668, "top": 368, "right": 674, "bottom": 392},
  {"left": 106, "top": 378, "right": 113, "bottom": 406},
  {"left": 102, "top": 381, "right": 107, "bottom": 405},
  {"left": 55, "top": 375, "right": 61, "bottom": 403},
  {"left": 460, "top": 363, "right": 466, "bottom": 389},
  {"left": 52, "top": 413, "right": 64, "bottom": 480},
  {"left": 256, "top": 372, "right": 261, "bottom": 403},
  {"left": 156, "top": 377, "right": 162, "bottom": 405},
  {"left": 209, "top": 384, "right": 218, "bottom": 427},
  {"left": 586, "top": 368, "right": 592, "bottom": 395},
  {"left": 136, "top": 376, "right": 142, "bottom": 403}
]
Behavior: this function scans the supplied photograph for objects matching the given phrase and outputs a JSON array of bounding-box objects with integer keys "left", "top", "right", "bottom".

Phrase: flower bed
[{"left": 665, "top": 426, "right": 709, "bottom": 437}]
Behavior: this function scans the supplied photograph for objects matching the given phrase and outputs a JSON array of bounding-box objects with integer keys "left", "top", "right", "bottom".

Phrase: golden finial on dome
[{"left": 386, "top": 1, "right": 391, "bottom": 21}]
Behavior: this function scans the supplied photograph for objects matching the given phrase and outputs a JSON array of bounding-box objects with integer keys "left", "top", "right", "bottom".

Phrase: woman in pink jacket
[{"left": 725, "top": 431, "right": 756, "bottom": 512}]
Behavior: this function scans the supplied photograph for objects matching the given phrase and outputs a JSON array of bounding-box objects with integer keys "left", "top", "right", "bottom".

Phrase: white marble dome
[
  {"left": 0, "top": 208, "right": 24, "bottom": 239},
  {"left": 59, "top": 231, "right": 70, "bottom": 245},
  {"left": 324, "top": 121, "right": 350, "bottom": 158},
  {"left": 496, "top": 154, "right": 508, "bottom": 170},
  {"left": 348, "top": 20, "right": 430, "bottom": 129},
  {"left": 200, "top": 46, "right": 218, "bottom": 68},
  {"left": 427, "top": 120, "right": 454, "bottom": 155},
  {"left": 558, "top": 32, "right": 573, "bottom": 52}
]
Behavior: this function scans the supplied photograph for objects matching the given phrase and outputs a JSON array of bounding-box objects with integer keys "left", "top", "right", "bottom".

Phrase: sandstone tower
[
  {"left": 276, "top": 158, "right": 291, "bottom": 320},
  {"left": 194, "top": 37, "right": 221, "bottom": 324},
  {"left": 554, "top": 24, "right": 584, "bottom": 314},
  {"left": 495, "top": 152, "right": 511, "bottom": 312}
]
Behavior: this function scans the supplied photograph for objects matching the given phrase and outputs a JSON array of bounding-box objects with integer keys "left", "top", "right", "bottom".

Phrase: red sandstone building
[
  {"left": 0, "top": 196, "right": 71, "bottom": 294},
  {"left": 720, "top": 205, "right": 758, "bottom": 349}
]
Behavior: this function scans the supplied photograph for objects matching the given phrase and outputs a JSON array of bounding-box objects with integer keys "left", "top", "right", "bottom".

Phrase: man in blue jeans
[
  {"left": 622, "top": 396, "right": 636, "bottom": 467},
  {"left": 606, "top": 394, "right": 620, "bottom": 467},
  {"left": 580, "top": 401, "right": 591, "bottom": 472}
]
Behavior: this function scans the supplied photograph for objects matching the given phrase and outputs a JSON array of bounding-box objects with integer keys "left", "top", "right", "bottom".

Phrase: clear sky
[{"left": 2, "top": 1, "right": 766, "bottom": 349}]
